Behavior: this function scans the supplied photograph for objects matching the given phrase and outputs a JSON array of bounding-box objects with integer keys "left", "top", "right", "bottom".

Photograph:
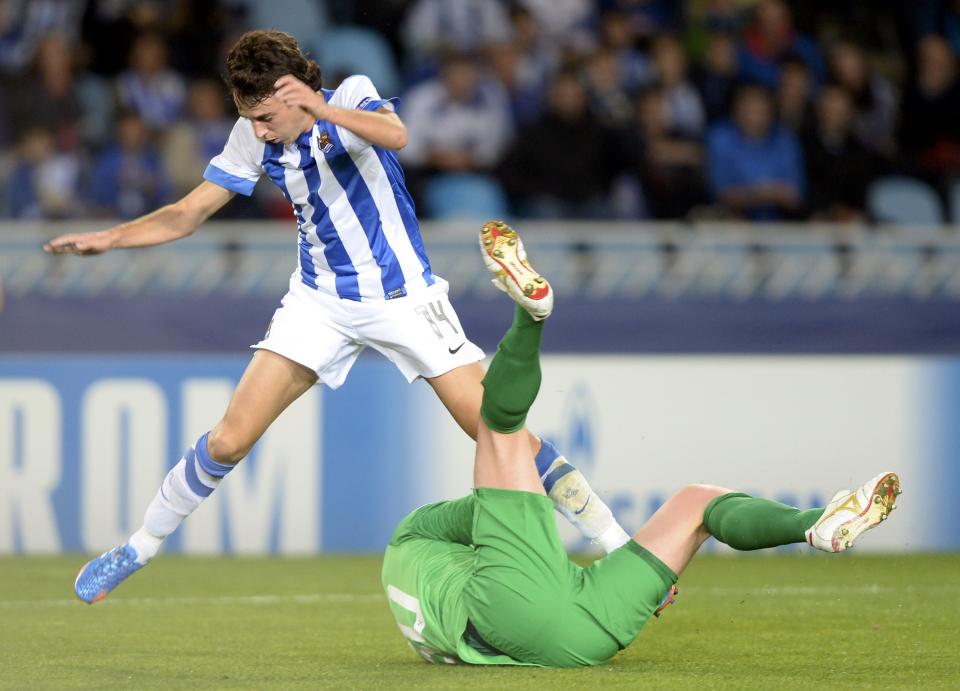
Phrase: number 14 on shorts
[{"left": 415, "top": 300, "right": 460, "bottom": 341}]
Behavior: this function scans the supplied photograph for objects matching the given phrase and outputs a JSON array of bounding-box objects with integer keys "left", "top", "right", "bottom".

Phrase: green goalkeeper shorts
[{"left": 464, "top": 487, "right": 677, "bottom": 667}]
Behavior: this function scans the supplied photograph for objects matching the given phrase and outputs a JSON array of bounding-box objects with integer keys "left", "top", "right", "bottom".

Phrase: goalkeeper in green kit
[{"left": 381, "top": 221, "right": 902, "bottom": 668}]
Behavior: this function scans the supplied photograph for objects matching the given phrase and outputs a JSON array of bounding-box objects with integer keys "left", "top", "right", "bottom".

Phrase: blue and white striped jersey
[{"left": 203, "top": 75, "right": 435, "bottom": 302}]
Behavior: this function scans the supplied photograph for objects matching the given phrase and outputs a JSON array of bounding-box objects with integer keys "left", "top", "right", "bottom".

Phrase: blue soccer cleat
[{"left": 74, "top": 544, "right": 144, "bottom": 604}]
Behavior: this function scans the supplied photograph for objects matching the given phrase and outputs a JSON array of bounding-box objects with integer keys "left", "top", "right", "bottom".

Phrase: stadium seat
[
  {"left": 867, "top": 176, "right": 944, "bottom": 226},
  {"left": 75, "top": 75, "right": 114, "bottom": 147},
  {"left": 318, "top": 26, "right": 400, "bottom": 97},
  {"left": 424, "top": 174, "right": 510, "bottom": 220},
  {"left": 948, "top": 179, "right": 960, "bottom": 225},
  {"left": 236, "top": 0, "right": 329, "bottom": 55}
]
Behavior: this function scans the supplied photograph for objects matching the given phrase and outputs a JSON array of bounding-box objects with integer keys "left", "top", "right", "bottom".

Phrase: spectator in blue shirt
[
  {"left": 738, "top": 0, "right": 825, "bottom": 89},
  {"left": 89, "top": 110, "right": 171, "bottom": 219},
  {"left": 116, "top": 32, "right": 186, "bottom": 129},
  {"left": 6, "top": 127, "right": 81, "bottom": 219},
  {"left": 707, "top": 83, "right": 804, "bottom": 220}
]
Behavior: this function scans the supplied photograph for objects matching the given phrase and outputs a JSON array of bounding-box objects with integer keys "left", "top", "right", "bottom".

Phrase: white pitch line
[
  {"left": 681, "top": 584, "right": 960, "bottom": 596},
  {"left": 0, "top": 592, "right": 385, "bottom": 609},
  {"left": 3, "top": 584, "right": 958, "bottom": 609}
]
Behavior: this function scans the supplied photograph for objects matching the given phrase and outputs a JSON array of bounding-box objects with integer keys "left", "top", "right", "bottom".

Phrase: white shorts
[{"left": 252, "top": 277, "right": 485, "bottom": 388}]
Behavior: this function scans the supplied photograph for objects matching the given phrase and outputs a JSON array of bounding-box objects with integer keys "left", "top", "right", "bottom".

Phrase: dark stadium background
[
  {"left": 1, "top": 3, "right": 959, "bottom": 688},
  {"left": 1, "top": 0, "right": 960, "bottom": 353}
]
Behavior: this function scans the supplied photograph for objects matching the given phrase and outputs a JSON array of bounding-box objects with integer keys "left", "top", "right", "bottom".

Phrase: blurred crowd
[{"left": 1, "top": 0, "right": 960, "bottom": 223}]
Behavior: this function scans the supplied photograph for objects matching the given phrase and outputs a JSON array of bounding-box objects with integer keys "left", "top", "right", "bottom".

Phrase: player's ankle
[
  {"left": 593, "top": 522, "right": 631, "bottom": 554},
  {"left": 128, "top": 527, "right": 163, "bottom": 564}
]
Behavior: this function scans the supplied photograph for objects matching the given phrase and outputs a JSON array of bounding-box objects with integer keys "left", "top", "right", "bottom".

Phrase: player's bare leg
[
  {"left": 429, "top": 362, "right": 543, "bottom": 492},
  {"left": 629, "top": 473, "right": 901, "bottom": 616},
  {"left": 426, "top": 361, "right": 484, "bottom": 440},
  {"left": 207, "top": 349, "right": 318, "bottom": 462},
  {"left": 74, "top": 350, "right": 316, "bottom": 604},
  {"left": 139, "top": 348, "right": 317, "bottom": 549},
  {"left": 428, "top": 362, "right": 553, "bottom": 466},
  {"left": 632, "top": 484, "right": 734, "bottom": 576},
  {"left": 470, "top": 304, "right": 546, "bottom": 493},
  {"left": 474, "top": 425, "right": 546, "bottom": 494}
]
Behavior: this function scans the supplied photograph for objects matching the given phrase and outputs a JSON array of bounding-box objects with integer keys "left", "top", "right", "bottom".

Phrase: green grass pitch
[{"left": 2, "top": 554, "right": 958, "bottom": 689}]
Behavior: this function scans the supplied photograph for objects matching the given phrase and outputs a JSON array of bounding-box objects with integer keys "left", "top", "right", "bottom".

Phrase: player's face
[{"left": 236, "top": 95, "right": 311, "bottom": 145}]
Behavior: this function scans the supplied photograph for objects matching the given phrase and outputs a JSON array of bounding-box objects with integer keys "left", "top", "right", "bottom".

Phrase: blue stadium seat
[
  {"left": 867, "top": 176, "right": 944, "bottom": 226},
  {"left": 75, "top": 75, "right": 114, "bottom": 147},
  {"left": 236, "top": 0, "right": 329, "bottom": 55},
  {"left": 948, "top": 179, "right": 960, "bottom": 225},
  {"left": 424, "top": 174, "right": 510, "bottom": 220},
  {"left": 318, "top": 26, "right": 400, "bottom": 97}
]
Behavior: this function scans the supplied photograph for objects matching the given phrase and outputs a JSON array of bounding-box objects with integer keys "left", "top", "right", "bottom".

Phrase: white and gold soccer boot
[
  {"left": 805, "top": 472, "right": 901, "bottom": 552},
  {"left": 479, "top": 220, "right": 553, "bottom": 321}
]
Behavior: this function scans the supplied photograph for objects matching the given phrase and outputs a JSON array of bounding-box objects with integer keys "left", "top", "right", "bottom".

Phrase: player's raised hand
[
  {"left": 43, "top": 230, "right": 115, "bottom": 256},
  {"left": 274, "top": 74, "right": 328, "bottom": 120}
]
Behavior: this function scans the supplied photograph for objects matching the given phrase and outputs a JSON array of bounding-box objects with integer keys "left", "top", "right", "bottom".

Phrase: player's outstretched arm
[
  {"left": 273, "top": 74, "right": 408, "bottom": 150},
  {"left": 43, "top": 181, "right": 234, "bottom": 255}
]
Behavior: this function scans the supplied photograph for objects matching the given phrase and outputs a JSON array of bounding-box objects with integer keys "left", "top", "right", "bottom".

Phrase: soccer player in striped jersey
[
  {"left": 381, "top": 221, "right": 901, "bottom": 667},
  {"left": 44, "top": 31, "right": 628, "bottom": 603}
]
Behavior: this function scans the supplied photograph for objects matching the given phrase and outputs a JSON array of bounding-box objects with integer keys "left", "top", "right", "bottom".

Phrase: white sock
[
  {"left": 129, "top": 525, "right": 164, "bottom": 563},
  {"left": 126, "top": 433, "right": 234, "bottom": 564},
  {"left": 546, "top": 464, "right": 631, "bottom": 553},
  {"left": 594, "top": 520, "right": 632, "bottom": 554}
]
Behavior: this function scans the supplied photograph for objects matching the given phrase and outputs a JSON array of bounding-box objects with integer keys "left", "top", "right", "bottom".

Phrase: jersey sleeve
[
  {"left": 329, "top": 74, "right": 400, "bottom": 151},
  {"left": 203, "top": 118, "right": 264, "bottom": 196}
]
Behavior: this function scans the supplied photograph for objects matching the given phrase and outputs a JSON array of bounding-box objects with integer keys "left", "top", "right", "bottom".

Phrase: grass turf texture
[{"left": 1, "top": 554, "right": 957, "bottom": 689}]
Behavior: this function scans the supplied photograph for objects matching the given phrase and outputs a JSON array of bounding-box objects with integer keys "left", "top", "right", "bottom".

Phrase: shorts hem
[
  {"left": 472, "top": 487, "right": 552, "bottom": 505},
  {"left": 407, "top": 346, "right": 485, "bottom": 383},
  {"left": 624, "top": 540, "right": 679, "bottom": 587},
  {"left": 249, "top": 343, "right": 331, "bottom": 386}
]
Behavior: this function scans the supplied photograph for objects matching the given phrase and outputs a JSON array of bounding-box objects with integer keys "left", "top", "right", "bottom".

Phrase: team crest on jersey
[{"left": 316, "top": 131, "right": 334, "bottom": 153}]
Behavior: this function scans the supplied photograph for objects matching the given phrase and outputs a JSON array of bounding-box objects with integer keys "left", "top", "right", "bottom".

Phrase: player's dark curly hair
[{"left": 225, "top": 30, "right": 323, "bottom": 106}]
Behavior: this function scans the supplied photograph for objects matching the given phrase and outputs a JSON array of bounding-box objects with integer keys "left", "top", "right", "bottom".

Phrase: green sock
[
  {"left": 480, "top": 305, "right": 544, "bottom": 433},
  {"left": 703, "top": 493, "right": 824, "bottom": 550}
]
